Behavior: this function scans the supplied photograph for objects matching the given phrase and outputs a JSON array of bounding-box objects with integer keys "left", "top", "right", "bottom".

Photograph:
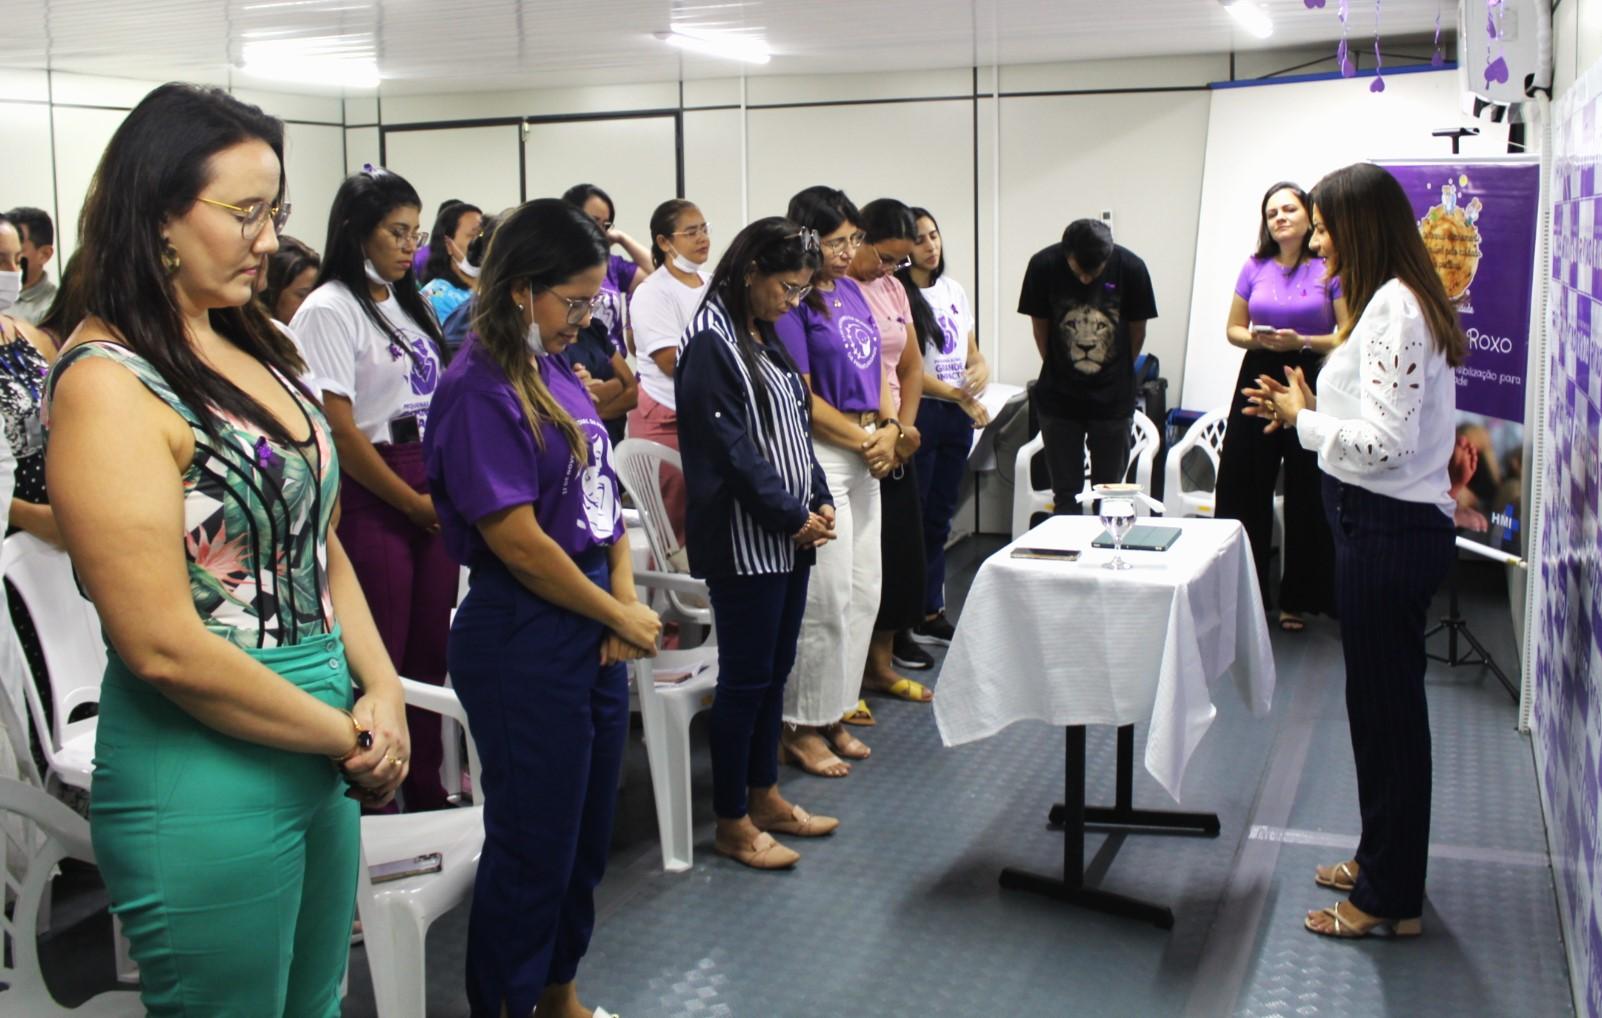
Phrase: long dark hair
[
  {"left": 420, "top": 201, "right": 481, "bottom": 287},
  {"left": 1254, "top": 180, "right": 1314, "bottom": 261},
  {"left": 897, "top": 206, "right": 945, "bottom": 354},
  {"left": 73, "top": 82, "right": 307, "bottom": 441},
  {"left": 786, "top": 185, "right": 861, "bottom": 314},
  {"left": 471, "top": 199, "right": 609, "bottom": 464},
  {"left": 648, "top": 198, "right": 698, "bottom": 268},
  {"left": 37, "top": 250, "right": 88, "bottom": 348},
  {"left": 561, "top": 183, "right": 615, "bottom": 227},
  {"left": 703, "top": 216, "right": 820, "bottom": 409},
  {"left": 316, "top": 167, "right": 447, "bottom": 365},
  {"left": 1311, "top": 163, "right": 1466, "bottom": 366},
  {"left": 260, "top": 235, "right": 320, "bottom": 323}
]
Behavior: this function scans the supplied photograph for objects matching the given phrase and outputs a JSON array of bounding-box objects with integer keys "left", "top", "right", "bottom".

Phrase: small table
[{"left": 933, "top": 515, "right": 1275, "bottom": 927}]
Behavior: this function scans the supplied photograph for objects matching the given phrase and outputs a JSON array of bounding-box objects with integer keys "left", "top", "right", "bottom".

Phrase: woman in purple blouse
[
  {"left": 1217, "top": 181, "right": 1350, "bottom": 631},
  {"left": 424, "top": 198, "right": 661, "bottom": 1018}
]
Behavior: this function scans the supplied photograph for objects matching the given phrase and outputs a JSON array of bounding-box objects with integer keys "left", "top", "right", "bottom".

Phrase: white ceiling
[{"left": 5, "top": 0, "right": 1451, "bottom": 96}]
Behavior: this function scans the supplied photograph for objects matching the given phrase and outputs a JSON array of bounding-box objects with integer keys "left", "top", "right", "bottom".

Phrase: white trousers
[{"left": 784, "top": 439, "right": 882, "bottom": 726}]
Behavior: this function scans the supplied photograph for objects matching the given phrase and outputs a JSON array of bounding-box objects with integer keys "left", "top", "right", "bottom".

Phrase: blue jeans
[
  {"left": 707, "top": 567, "right": 811, "bottom": 818},
  {"left": 448, "top": 552, "right": 630, "bottom": 1017},
  {"left": 913, "top": 397, "right": 974, "bottom": 614}
]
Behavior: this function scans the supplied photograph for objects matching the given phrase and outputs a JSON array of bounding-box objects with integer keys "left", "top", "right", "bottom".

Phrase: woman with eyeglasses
[
  {"left": 562, "top": 183, "right": 653, "bottom": 355},
  {"left": 418, "top": 200, "right": 483, "bottom": 326},
  {"left": 677, "top": 217, "right": 838, "bottom": 868},
  {"left": 44, "top": 83, "right": 408, "bottom": 1015},
  {"left": 625, "top": 198, "right": 711, "bottom": 539},
  {"left": 843, "top": 198, "right": 933, "bottom": 713},
  {"left": 293, "top": 166, "right": 455, "bottom": 811},
  {"left": 425, "top": 198, "right": 659, "bottom": 1018},
  {"left": 898, "top": 207, "right": 991, "bottom": 649},
  {"left": 775, "top": 186, "right": 899, "bottom": 777}
]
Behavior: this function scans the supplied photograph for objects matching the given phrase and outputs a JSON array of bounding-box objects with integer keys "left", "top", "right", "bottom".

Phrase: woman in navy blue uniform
[{"left": 676, "top": 218, "right": 841, "bottom": 869}]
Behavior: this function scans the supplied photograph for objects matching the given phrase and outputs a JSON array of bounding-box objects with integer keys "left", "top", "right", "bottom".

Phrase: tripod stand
[{"left": 1425, "top": 540, "right": 1521, "bottom": 703}]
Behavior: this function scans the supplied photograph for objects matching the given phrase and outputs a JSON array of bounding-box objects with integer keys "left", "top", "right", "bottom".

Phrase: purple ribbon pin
[{"left": 254, "top": 437, "right": 282, "bottom": 470}]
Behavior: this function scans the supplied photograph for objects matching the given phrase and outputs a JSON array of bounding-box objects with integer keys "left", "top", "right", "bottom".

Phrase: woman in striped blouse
[{"left": 676, "top": 218, "right": 841, "bottom": 869}]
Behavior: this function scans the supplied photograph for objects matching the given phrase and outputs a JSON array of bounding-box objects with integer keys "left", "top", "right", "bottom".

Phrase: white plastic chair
[
  {"left": 1010, "top": 410, "right": 1161, "bottom": 538},
  {"left": 630, "top": 569, "right": 719, "bottom": 873},
  {"left": 613, "top": 440, "right": 712, "bottom": 633},
  {"left": 0, "top": 533, "right": 106, "bottom": 795},
  {"left": 0, "top": 777, "right": 142, "bottom": 1016},
  {"left": 356, "top": 677, "right": 484, "bottom": 1018},
  {"left": 1162, "top": 409, "right": 1229, "bottom": 517}
]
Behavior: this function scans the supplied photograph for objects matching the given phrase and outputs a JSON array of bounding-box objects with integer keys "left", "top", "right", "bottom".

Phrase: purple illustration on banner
[
  {"left": 1533, "top": 73, "right": 1602, "bottom": 1016},
  {"left": 407, "top": 336, "right": 440, "bottom": 396},
  {"left": 1380, "top": 161, "right": 1540, "bottom": 423}
]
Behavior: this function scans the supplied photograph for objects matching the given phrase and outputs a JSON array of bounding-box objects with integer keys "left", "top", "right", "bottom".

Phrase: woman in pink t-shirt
[{"left": 846, "top": 199, "right": 931, "bottom": 715}]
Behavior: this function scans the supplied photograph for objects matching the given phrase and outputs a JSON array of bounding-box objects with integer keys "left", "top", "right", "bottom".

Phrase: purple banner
[{"left": 1382, "top": 161, "right": 1541, "bottom": 423}]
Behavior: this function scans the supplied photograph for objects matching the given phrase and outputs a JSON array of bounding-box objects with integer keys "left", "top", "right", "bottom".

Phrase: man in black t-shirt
[{"left": 1017, "top": 219, "right": 1157, "bottom": 514}]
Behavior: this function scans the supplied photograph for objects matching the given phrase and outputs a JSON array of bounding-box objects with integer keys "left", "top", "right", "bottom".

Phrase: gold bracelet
[{"left": 331, "top": 709, "right": 373, "bottom": 762}]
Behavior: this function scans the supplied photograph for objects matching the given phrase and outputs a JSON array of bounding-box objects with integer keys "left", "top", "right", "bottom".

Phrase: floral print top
[{"left": 44, "top": 342, "right": 338, "bottom": 649}]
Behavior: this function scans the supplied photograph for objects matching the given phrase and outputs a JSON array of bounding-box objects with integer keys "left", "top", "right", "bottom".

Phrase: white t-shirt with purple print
[
  {"left": 292, "top": 280, "right": 443, "bottom": 444},
  {"left": 921, "top": 275, "right": 973, "bottom": 401}
]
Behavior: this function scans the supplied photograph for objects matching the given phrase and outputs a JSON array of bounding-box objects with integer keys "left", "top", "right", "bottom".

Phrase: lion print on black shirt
[{"left": 1059, "top": 303, "right": 1120, "bottom": 376}]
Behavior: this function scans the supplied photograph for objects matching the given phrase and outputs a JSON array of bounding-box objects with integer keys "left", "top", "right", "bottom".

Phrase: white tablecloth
[{"left": 933, "top": 515, "right": 1275, "bottom": 802}]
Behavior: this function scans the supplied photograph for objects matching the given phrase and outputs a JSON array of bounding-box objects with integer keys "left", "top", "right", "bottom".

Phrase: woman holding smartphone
[{"left": 1217, "top": 181, "right": 1347, "bottom": 632}]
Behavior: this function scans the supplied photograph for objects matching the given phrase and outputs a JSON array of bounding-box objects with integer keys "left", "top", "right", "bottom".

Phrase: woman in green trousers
[{"left": 43, "top": 83, "right": 410, "bottom": 1016}]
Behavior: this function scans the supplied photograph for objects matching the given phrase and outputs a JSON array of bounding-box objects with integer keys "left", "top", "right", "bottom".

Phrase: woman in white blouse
[{"left": 1247, "top": 162, "right": 1465, "bottom": 941}]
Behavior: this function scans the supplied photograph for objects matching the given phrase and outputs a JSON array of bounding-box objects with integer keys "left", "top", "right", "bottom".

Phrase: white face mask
[
  {"left": 0, "top": 269, "right": 20, "bottom": 312},
  {"left": 456, "top": 259, "right": 480, "bottom": 280},
  {"left": 363, "top": 258, "right": 391, "bottom": 288},
  {"left": 525, "top": 317, "right": 545, "bottom": 356},
  {"left": 667, "top": 244, "right": 705, "bottom": 275}
]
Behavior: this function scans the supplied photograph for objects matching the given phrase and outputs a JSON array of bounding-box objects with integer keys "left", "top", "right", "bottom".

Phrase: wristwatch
[{"left": 880, "top": 418, "right": 904, "bottom": 435}]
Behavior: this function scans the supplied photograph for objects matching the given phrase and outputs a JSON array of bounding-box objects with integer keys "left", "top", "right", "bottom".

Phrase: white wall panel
[
  {"left": 1181, "top": 69, "right": 1511, "bottom": 412},
  {"left": 281, "top": 123, "right": 346, "bottom": 255},
  {"left": 523, "top": 116, "right": 678, "bottom": 245},
  {"left": 999, "top": 55, "right": 1225, "bottom": 93},
  {"left": 50, "top": 106, "right": 129, "bottom": 264},
  {"left": 384, "top": 125, "right": 523, "bottom": 227},
  {"left": 747, "top": 69, "right": 973, "bottom": 105},
  {"left": 744, "top": 98, "right": 977, "bottom": 330},
  {"left": 234, "top": 88, "right": 343, "bottom": 125},
  {"left": 345, "top": 127, "right": 381, "bottom": 175},
  {"left": 683, "top": 108, "right": 746, "bottom": 256},
  {"left": 996, "top": 89, "right": 1211, "bottom": 393},
  {"left": 0, "top": 69, "right": 49, "bottom": 102},
  {"left": 0, "top": 102, "right": 57, "bottom": 224}
]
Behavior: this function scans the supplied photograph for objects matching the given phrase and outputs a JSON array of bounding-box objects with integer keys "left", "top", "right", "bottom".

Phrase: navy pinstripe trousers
[{"left": 1322, "top": 475, "right": 1455, "bottom": 919}]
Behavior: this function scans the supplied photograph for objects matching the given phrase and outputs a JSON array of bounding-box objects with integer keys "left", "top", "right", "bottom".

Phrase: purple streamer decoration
[
  {"left": 1370, "top": 0, "right": 1385, "bottom": 91},
  {"left": 1338, "top": 0, "right": 1355, "bottom": 77},
  {"left": 1484, "top": 0, "right": 1509, "bottom": 87},
  {"left": 1433, "top": 3, "right": 1446, "bottom": 66},
  {"left": 1304, "top": 0, "right": 1325, "bottom": 7}
]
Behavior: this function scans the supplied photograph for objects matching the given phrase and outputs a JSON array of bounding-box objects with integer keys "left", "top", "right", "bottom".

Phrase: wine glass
[{"left": 1100, "top": 497, "right": 1137, "bottom": 570}]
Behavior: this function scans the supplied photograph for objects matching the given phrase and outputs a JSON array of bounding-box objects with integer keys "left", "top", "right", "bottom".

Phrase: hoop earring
[{"left": 161, "top": 240, "right": 181, "bottom": 276}]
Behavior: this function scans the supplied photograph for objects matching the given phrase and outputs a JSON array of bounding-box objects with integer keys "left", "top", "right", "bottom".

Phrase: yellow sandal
[
  {"left": 841, "top": 699, "right": 876, "bottom": 726},
  {"left": 874, "top": 678, "right": 932, "bottom": 703}
]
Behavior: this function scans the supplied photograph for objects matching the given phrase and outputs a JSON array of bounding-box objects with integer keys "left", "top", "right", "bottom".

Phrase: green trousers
[{"left": 89, "top": 630, "right": 360, "bottom": 1017}]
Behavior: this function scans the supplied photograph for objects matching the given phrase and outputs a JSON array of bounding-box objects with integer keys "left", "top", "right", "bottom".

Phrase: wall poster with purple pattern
[{"left": 1534, "top": 59, "right": 1602, "bottom": 1018}]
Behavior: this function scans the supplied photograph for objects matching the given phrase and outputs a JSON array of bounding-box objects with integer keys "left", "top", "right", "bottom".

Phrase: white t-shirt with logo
[
  {"left": 292, "top": 281, "right": 443, "bottom": 444},
  {"left": 921, "top": 275, "right": 974, "bottom": 400},
  {"left": 629, "top": 267, "right": 707, "bottom": 412}
]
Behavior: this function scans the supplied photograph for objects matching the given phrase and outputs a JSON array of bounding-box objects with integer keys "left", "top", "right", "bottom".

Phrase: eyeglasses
[
  {"left": 382, "top": 225, "right": 429, "bottom": 250},
  {"left": 874, "top": 246, "right": 912, "bottom": 271},
  {"left": 546, "top": 289, "right": 607, "bottom": 325},
  {"left": 197, "top": 197, "right": 291, "bottom": 240},
  {"left": 820, "top": 231, "right": 866, "bottom": 256},
  {"left": 780, "top": 280, "right": 813, "bottom": 303},
  {"left": 590, "top": 216, "right": 614, "bottom": 232},
  {"left": 672, "top": 223, "right": 711, "bottom": 239}
]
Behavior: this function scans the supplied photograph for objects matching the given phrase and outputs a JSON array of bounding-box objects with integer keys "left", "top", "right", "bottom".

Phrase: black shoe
[
  {"left": 891, "top": 630, "right": 934, "bottom": 671},
  {"left": 910, "top": 612, "right": 956, "bottom": 646}
]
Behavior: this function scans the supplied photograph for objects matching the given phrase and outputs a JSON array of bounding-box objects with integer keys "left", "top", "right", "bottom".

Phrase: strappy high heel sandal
[
  {"left": 1304, "top": 901, "right": 1422, "bottom": 939},
  {"left": 1314, "top": 859, "right": 1358, "bottom": 892}
]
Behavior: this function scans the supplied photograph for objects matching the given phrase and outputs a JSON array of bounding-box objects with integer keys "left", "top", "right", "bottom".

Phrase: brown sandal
[
  {"left": 754, "top": 804, "right": 839, "bottom": 838},
  {"left": 714, "top": 830, "right": 800, "bottom": 870}
]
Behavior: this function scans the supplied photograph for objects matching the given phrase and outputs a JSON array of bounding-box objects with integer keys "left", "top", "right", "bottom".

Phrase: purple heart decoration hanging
[
  {"left": 1370, "top": 76, "right": 1387, "bottom": 92},
  {"left": 1484, "top": 56, "right": 1510, "bottom": 84},
  {"left": 1304, "top": 0, "right": 1325, "bottom": 6},
  {"left": 1338, "top": 0, "right": 1355, "bottom": 76},
  {"left": 1371, "top": 0, "right": 1386, "bottom": 93}
]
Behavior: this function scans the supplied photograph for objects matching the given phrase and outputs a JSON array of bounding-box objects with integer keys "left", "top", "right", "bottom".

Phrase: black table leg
[{"left": 1000, "top": 725, "right": 1219, "bottom": 929}]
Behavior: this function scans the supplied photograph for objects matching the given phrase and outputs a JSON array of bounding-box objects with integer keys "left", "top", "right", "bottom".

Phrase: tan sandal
[
  {"left": 1314, "top": 859, "right": 1358, "bottom": 892},
  {"left": 714, "top": 830, "right": 799, "bottom": 870},
  {"left": 825, "top": 723, "right": 871, "bottom": 760},
  {"left": 754, "top": 804, "right": 839, "bottom": 838},
  {"left": 779, "top": 735, "right": 851, "bottom": 778},
  {"left": 1304, "top": 901, "right": 1422, "bottom": 939}
]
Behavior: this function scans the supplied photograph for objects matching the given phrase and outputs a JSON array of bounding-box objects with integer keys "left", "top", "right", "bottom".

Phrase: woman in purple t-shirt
[
  {"left": 423, "top": 199, "right": 661, "bottom": 1018},
  {"left": 1217, "top": 181, "right": 1350, "bottom": 631},
  {"left": 774, "top": 186, "right": 900, "bottom": 778},
  {"left": 562, "top": 183, "right": 655, "bottom": 356}
]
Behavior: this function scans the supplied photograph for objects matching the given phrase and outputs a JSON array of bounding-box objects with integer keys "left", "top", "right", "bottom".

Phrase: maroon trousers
[{"left": 338, "top": 442, "right": 456, "bottom": 811}]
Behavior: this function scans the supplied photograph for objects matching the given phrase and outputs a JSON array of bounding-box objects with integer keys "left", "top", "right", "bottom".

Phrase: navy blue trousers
[
  {"left": 913, "top": 397, "right": 974, "bottom": 614},
  {"left": 706, "top": 567, "right": 811, "bottom": 819},
  {"left": 1323, "top": 476, "right": 1454, "bottom": 919},
  {"left": 448, "top": 553, "right": 630, "bottom": 1018}
]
